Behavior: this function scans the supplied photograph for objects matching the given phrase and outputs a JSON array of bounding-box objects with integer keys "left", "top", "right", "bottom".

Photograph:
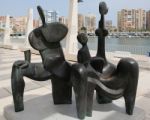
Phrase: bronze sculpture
[
  {"left": 11, "top": 6, "right": 72, "bottom": 112},
  {"left": 11, "top": 2, "right": 139, "bottom": 120},
  {"left": 71, "top": 2, "right": 139, "bottom": 119}
]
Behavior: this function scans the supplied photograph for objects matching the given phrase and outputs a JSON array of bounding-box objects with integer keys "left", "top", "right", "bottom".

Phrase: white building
[{"left": 44, "top": 10, "right": 58, "bottom": 23}]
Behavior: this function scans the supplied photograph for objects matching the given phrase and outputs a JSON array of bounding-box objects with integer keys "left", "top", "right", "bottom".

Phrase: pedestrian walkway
[{"left": 0, "top": 48, "right": 150, "bottom": 120}]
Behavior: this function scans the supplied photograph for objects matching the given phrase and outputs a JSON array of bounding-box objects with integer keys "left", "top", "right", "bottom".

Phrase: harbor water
[{"left": 0, "top": 36, "right": 150, "bottom": 56}]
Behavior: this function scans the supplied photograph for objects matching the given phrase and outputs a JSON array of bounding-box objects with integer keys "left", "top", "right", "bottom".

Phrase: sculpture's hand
[{"left": 14, "top": 60, "right": 29, "bottom": 69}]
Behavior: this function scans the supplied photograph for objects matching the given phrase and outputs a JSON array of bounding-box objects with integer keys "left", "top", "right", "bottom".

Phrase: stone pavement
[{"left": 0, "top": 48, "right": 150, "bottom": 120}]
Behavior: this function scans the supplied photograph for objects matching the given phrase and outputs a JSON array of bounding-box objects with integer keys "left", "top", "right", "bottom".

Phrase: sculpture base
[{"left": 4, "top": 93, "right": 145, "bottom": 120}]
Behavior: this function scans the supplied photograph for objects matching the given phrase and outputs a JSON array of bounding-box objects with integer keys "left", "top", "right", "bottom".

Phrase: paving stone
[
  {"left": 5, "top": 82, "right": 42, "bottom": 93},
  {"left": 0, "top": 79, "right": 11, "bottom": 88},
  {"left": 145, "top": 116, "right": 150, "bottom": 120},
  {"left": 143, "top": 92, "right": 150, "bottom": 98},
  {"left": 0, "top": 63, "right": 13, "bottom": 68},
  {"left": 0, "top": 74, "right": 10, "bottom": 81},
  {"left": 33, "top": 81, "right": 51, "bottom": 87},
  {"left": 0, "top": 70, "right": 11, "bottom": 77},
  {"left": 1, "top": 55, "right": 23, "bottom": 58},
  {"left": 136, "top": 97, "right": 150, "bottom": 120},
  {"left": 0, "top": 61, "right": 14, "bottom": 64},
  {"left": 0, "top": 114, "right": 6, "bottom": 120},
  {"left": 0, "top": 66, "right": 12, "bottom": 70},
  {"left": 0, "top": 88, "right": 11, "bottom": 99}
]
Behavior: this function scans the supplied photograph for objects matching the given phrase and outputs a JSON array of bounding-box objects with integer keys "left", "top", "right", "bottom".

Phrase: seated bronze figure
[
  {"left": 11, "top": 2, "right": 139, "bottom": 120},
  {"left": 11, "top": 6, "right": 72, "bottom": 112}
]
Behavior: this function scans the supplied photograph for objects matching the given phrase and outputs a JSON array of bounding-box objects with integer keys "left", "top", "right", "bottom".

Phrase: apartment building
[
  {"left": 118, "top": 9, "right": 146, "bottom": 32},
  {"left": 146, "top": 10, "right": 150, "bottom": 30},
  {"left": 59, "top": 16, "right": 68, "bottom": 26},
  {"left": 78, "top": 14, "right": 96, "bottom": 33}
]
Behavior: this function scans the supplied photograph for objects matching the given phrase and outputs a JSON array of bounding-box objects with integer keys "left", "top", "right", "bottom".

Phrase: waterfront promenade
[{"left": 0, "top": 48, "right": 150, "bottom": 120}]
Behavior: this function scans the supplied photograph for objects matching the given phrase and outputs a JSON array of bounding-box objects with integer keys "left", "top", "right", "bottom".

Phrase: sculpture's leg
[
  {"left": 11, "top": 61, "right": 51, "bottom": 112},
  {"left": 86, "top": 81, "right": 95, "bottom": 117},
  {"left": 71, "top": 63, "right": 88, "bottom": 119},
  {"left": 11, "top": 50, "right": 31, "bottom": 112},
  {"left": 11, "top": 63, "right": 25, "bottom": 112},
  {"left": 124, "top": 75, "right": 138, "bottom": 115},
  {"left": 118, "top": 58, "right": 139, "bottom": 115},
  {"left": 124, "top": 68, "right": 139, "bottom": 114},
  {"left": 124, "top": 93, "right": 136, "bottom": 115},
  {"left": 26, "top": 61, "right": 72, "bottom": 104},
  {"left": 91, "top": 61, "right": 113, "bottom": 104},
  {"left": 51, "top": 76, "right": 72, "bottom": 104}
]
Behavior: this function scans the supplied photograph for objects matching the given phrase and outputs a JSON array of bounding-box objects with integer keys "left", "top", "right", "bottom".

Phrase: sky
[{"left": 0, "top": 0, "right": 150, "bottom": 26}]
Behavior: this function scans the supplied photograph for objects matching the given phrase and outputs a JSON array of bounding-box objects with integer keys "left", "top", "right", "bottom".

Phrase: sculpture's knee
[
  {"left": 11, "top": 61, "right": 25, "bottom": 92},
  {"left": 12, "top": 62, "right": 22, "bottom": 82},
  {"left": 13, "top": 60, "right": 29, "bottom": 69},
  {"left": 117, "top": 58, "right": 139, "bottom": 81},
  {"left": 71, "top": 63, "right": 88, "bottom": 119},
  {"left": 71, "top": 63, "right": 87, "bottom": 84},
  {"left": 12, "top": 61, "right": 26, "bottom": 112},
  {"left": 13, "top": 61, "right": 23, "bottom": 68}
]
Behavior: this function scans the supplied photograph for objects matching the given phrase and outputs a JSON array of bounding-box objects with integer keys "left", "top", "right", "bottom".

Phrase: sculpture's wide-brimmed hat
[
  {"left": 29, "top": 6, "right": 68, "bottom": 50},
  {"left": 40, "top": 22, "right": 68, "bottom": 43}
]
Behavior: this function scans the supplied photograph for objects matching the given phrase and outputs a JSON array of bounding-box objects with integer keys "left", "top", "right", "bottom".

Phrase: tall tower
[
  {"left": 3, "top": 15, "right": 11, "bottom": 45},
  {"left": 65, "top": 0, "right": 82, "bottom": 55},
  {"left": 24, "top": 8, "right": 33, "bottom": 49}
]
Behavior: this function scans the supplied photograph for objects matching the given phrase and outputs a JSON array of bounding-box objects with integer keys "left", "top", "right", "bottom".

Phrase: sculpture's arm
[{"left": 14, "top": 50, "right": 31, "bottom": 69}]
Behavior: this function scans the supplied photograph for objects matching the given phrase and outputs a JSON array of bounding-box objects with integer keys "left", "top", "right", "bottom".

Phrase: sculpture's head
[
  {"left": 77, "top": 33, "right": 88, "bottom": 46},
  {"left": 99, "top": 2, "right": 108, "bottom": 15},
  {"left": 29, "top": 6, "right": 68, "bottom": 50}
]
